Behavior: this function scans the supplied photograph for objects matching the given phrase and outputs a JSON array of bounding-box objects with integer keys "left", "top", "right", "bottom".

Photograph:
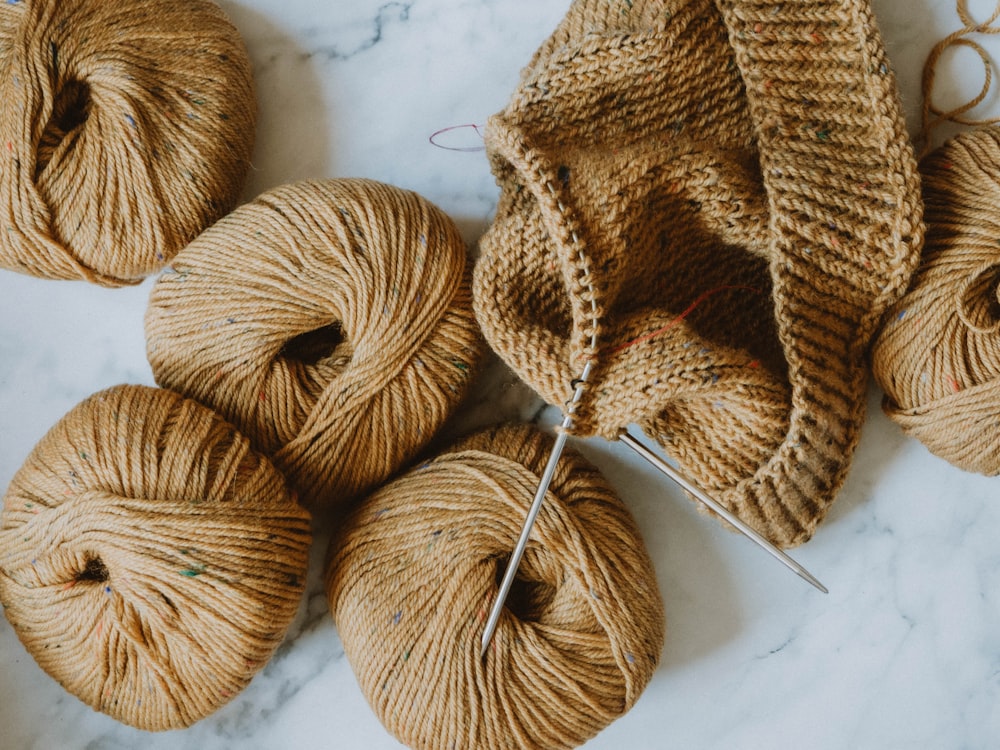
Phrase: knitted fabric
[{"left": 475, "top": 0, "right": 923, "bottom": 547}]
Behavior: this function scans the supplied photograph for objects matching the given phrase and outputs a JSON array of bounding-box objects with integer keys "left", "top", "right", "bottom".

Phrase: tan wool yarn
[
  {"left": 0, "top": 0, "right": 256, "bottom": 286},
  {"left": 327, "top": 423, "right": 664, "bottom": 750},
  {"left": 474, "top": 0, "right": 924, "bottom": 547},
  {"left": 0, "top": 385, "right": 311, "bottom": 731},
  {"left": 872, "top": 129, "right": 1000, "bottom": 474},
  {"left": 145, "top": 178, "right": 483, "bottom": 511},
  {"left": 871, "top": 7, "right": 1000, "bottom": 475}
]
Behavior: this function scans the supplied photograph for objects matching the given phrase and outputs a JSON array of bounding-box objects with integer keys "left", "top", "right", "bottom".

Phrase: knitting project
[{"left": 474, "top": 0, "right": 924, "bottom": 546}]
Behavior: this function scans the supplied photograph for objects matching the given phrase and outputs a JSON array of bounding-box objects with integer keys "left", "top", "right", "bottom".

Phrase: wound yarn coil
[
  {"left": 327, "top": 423, "right": 665, "bottom": 750},
  {"left": 0, "top": 0, "right": 256, "bottom": 286},
  {"left": 871, "top": 4, "right": 1000, "bottom": 474},
  {"left": 0, "top": 385, "right": 311, "bottom": 731},
  {"left": 145, "top": 178, "right": 483, "bottom": 510},
  {"left": 873, "top": 127, "right": 1000, "bottom": 474}
]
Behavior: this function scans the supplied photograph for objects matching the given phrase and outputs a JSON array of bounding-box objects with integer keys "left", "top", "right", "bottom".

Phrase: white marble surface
[{"left": 2, "top": 0, "right": 1000, "bottom": 748}]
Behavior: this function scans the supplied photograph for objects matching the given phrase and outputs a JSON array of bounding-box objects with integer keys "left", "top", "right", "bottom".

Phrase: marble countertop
[{"left": 3, "top": 0, "right": 1000, "bottom": 748}]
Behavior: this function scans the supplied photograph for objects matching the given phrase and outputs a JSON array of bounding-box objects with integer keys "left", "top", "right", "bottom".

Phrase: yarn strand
[{"left": 920, "top": 0, "right": 1000, "bottom": 153}]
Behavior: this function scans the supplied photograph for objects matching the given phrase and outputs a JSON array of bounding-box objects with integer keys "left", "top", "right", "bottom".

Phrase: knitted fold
[{"left": 474, "top": 0, "right": 923, "bottom": 546}]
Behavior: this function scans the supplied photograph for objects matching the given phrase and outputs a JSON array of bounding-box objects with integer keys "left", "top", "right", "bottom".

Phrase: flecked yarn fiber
[
  {"left": 145, "top": 178, "right": 483, "bottom": 511},
  {"left": 0, "top": 0, "right": 256, "bottom": 286},
  {"left": 873, "top": 127, "right": 1000, "bottom": 474},
  {"left": 474, "top": 0, "right": 923, "bottom": 547},
  {"left": 0, "top": 385, "right": 312, "bottom": 731},
  {"left": 327, "top": 423, "right": 665, "bottom": 750}
]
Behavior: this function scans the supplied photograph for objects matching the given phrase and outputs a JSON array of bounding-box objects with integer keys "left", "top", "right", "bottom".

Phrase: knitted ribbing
[
  {"left": 0, "top": 385, "right": 312, "bottom": 731},
  {"left": 0, "top": 0, "right": 256, "bottom": 285},
  {"left": 146, "top": 179, "right": 484, "bottom": 510},
  {"left": 475, "top": 0, "right": 923, "bottom": 547},
  {"left": 327, "top": 423, "right": 664, "bottom": 750}
]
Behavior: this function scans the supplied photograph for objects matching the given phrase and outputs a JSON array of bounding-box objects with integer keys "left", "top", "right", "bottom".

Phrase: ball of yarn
[
  {"left": 872, "top": 127, "right": 1000, "bottom": 474},
  {"left": 327, "top": 423, "right": 664, "bottom": 750},
  {"left": 0, "top": 0, "right": 256, "bottom": 286},
  {"left": 145, "top": 178, "right": 483, "bottom": 510},
  {"left": 0, "top": 385, "right": 311, "bottom": 731}
]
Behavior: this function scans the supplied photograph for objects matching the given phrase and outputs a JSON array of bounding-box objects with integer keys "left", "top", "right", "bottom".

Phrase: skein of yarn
[
  {"left": 0, "top": 0, "right": 256, "bottom": 286},
  {"left": 145, "top": 178, "right": 483, "bottom": 511},
  {"left": 872, "top": 5, "right": 1000, "bottom": 474},
  {"left": 872, "top": 128, "right": 1000, "bottom": 474},
  {"left": 0, "top": 385, "right": 312, "bottom": 731},
  {"left": 327, "top": 423, "right": 664, "bottom": 750}
]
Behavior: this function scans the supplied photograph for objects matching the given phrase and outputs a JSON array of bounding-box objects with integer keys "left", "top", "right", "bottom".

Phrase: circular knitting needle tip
[
  {"left": 481, "top": 363, "right": 594, "bottom": 659},
  {"left": 619, "top": 431, "right": 828, "bottom": 594},
  {"left": 480, "top": 428, "right": 571, "bottom": 659}
]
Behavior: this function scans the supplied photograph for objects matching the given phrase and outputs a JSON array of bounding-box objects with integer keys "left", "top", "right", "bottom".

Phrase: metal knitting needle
[
  {"left": 619, "top": 430, "right": 828, "bottom": 594},
  {"left": 480, "top": 363, "right": 592, "bottom": 659},
  {"left": 480, "top": 410, "right": 827, "bottom": 659}
]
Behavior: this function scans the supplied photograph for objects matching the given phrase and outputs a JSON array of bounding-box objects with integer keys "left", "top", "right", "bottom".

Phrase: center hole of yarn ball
[
  {"left": 76, "top": 556, "right": 109, "bottom": 584},
  {"left": 958, "top": 263, "right": 1000, "bottom": 333},
  {"left": 282, "top": 323, "right": 349, "bottom": 367},
  {"left": 493, "top": 556, "right": 557, "bottom": 621},
  {"left": 36, "top": 79, "right": 92, "bottom": 176}
]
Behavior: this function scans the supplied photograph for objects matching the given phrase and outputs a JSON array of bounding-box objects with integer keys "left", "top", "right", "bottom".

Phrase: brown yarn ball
[
  {"left": 872, "top": 127, "right": 1000, "bottom": 474},
  {"left": 0, "top": 385, "right": 312, "bottom": 731},
  {"left": 145, "top": 178, "right": 484, "bottom": 511},
  {"left": 0, "top": 0, "right": 256, "bottom": 286},
  {"left": 327, "top": 423, "right": 664, "bottom": 750}
]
